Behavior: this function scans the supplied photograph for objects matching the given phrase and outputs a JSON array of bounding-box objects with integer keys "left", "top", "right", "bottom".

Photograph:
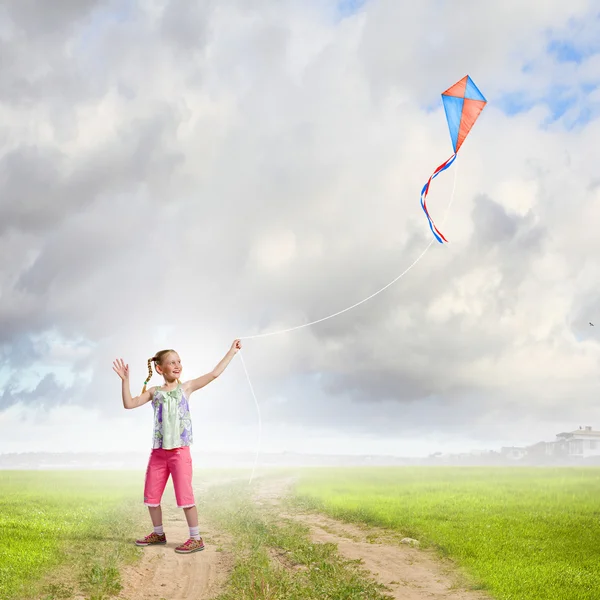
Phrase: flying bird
[{"left": 590, "top": 322, "right": 595, "bottom": 326}]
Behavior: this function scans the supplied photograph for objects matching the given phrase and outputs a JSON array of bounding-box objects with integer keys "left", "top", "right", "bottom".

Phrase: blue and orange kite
[{"left": 420, "top": 75, "right": 487, "bottom": 243}]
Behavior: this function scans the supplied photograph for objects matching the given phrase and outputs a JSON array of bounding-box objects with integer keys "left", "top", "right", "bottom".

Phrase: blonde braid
[{"left": 141, "top": 356, "right": 156, "bottom": 394}]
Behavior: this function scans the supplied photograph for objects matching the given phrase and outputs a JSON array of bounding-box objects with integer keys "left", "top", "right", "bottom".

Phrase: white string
[
  {"left": 239, "top": 159, "right": 459, "bottom": 483},
  {"left": 240, "top": 161, "right": 459, "bottom": 340},
  {"left": 238, "top": 349, "right": 262, "bottom": 484}
]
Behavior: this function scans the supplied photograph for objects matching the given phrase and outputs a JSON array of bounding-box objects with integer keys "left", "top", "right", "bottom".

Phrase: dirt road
[
  {"left": 118, "top": 475, "right": 491, "bottom": 600},
  {"left": 257, "top": 476, "right": 490, "bottom": 600},
  {"left": 294, "top": 511, "right": 489, "bottom": 600},
  {"left": 117, "top": 500, "right": 232, "bottom": 600}
]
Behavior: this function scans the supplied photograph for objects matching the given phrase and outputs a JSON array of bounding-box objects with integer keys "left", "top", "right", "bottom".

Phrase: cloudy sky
[{"left": 1, "top": 0, "right": 599, "bottom": 460}]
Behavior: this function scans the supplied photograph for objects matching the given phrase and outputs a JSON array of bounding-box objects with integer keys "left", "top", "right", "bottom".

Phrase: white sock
[
  {"left": 154, "top": 525, "right": 164, "bottom": 536},
  {"left": 189, "top": 526, "right": 200, "bottom": 540}
]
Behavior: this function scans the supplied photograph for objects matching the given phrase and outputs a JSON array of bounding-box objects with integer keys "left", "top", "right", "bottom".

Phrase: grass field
[
  {"left": 0, "top": 468, "right": 251, "bottom": 600},
  {"left": 294, "top": 467, "right": 600, "bottom": 600},
  {"left": 0, "top": 470, "right": 147, "bottom": 600},
  {"left": 5, "top": 467, "right": 600, "bottom": 600},
  {"left": 1, "top": 467, "right": 392, "bottom": 600}
]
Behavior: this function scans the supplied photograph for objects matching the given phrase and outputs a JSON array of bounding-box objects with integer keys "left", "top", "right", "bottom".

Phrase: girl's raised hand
[
  {"left": 231, "top": 339, "right": 242, "bottom": 353},
  {"left": 112, "top": 358, "right": 129, "bottom": 380}
]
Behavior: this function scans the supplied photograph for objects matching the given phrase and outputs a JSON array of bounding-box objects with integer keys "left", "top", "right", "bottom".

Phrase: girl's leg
[
  {"left": 183, "top": 505, "right": 198, "bottom": 528},
  {"left": 170, "top": 447, "right": 200, "bottom": 541},
  {"left": 143, "top": 449, "right": 169, "bottom": 531},
  {"left": 182, "top": 506, "right": 201, "bottom": 543},
  {"left": 135, "top": 451, "right": 169, "bottom": 546},
  {"left": 148, "top": 505, "right": 163, "bottom": 527}
]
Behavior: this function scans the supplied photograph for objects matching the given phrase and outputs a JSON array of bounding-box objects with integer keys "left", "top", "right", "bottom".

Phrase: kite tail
[{"left": 420, "top": 152, "right": 457, "bottom": 243}]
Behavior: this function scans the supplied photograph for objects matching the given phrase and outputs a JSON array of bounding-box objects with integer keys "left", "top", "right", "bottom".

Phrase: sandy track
[
  {"left": 118, "top": 475, "right": 491, "bottom": 600},
  {"left": 118, "top": 500, "right": 232, "bottom": 600},
  {"left": 296, "top": 512, "right": 490, "bottom": 600},
  {"left": 258, "top": 477, "right": 492, "bottom": 600}
]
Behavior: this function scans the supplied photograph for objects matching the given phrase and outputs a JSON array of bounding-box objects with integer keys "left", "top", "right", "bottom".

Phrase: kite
[{"left": 421, "top": 75, "right": 487, "bottom": 243}]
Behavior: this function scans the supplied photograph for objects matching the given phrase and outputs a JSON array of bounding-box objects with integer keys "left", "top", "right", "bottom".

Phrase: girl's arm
[
  {"left": 185, "top": 340, "right": 241, "bottom": 395},
  {"left": 122, "top": 381, "right": 154, "bottom": 409},
  {"left": 113, "top": 358, "right": 154, "bottom": 409}
]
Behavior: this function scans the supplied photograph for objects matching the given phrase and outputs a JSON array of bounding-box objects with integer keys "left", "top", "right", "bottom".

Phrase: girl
[{"left": 112, "top": 339, "right": 241, "bottom": 554}]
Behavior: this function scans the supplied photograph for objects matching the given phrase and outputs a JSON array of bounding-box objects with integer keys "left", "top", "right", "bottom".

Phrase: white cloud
[{"left": 1, "top": 0, "right": 600, "bottom": 456}]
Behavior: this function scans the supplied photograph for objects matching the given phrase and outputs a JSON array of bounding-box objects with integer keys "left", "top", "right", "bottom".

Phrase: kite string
[
  {"left": 238, "top": 349, "right": 262, "bottom": 484},
  {"left": 241, "top": 159, "right": 459, "bottom": 483},
  {"left": 239, "top": 159, "right": 459, "bottom": 341}
]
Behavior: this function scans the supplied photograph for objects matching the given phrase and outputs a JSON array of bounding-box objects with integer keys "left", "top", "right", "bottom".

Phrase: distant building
[
  {"left": 525, "top": 441, "right": 553, "bottom": 458},
  {"left": 497, "top": 427, "right": 600, "bottom": 462},
  {"left": 553, "top": 426, "right": 600, "bottom": 458},
  {"left": 500, "top": 446, "right": 527, "bottom": 460}
]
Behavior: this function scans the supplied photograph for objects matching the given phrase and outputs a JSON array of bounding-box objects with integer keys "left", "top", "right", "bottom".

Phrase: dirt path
[
  {"left": 118, "top": 474, "right": 491, "bottom": 600},
  {"left": 118, "top": 489, "right": 233, "bottom": 600},
  {"left": 294, "top": 512, "right": 490, "bottom": 600},
  {"left": 258, "top": 477, "right": 492, "bottom": 600}
]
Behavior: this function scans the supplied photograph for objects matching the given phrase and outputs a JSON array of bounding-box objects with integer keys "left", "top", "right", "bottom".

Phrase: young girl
[{"left": 112, "top": 339, "right": 241, "bottom": 554}]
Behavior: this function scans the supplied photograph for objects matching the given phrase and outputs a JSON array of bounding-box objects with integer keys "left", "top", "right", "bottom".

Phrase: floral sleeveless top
[{"left": 151, "top": 383, "right": 193, "bottom": 449}]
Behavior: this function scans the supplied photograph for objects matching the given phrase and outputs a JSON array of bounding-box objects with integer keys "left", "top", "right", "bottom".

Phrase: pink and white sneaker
[
  {"left": 135, "top": 532, "right": 167, "bottom": 546},
  {"left": 174, "top": 537, "right": 205, "bottom": 554}
]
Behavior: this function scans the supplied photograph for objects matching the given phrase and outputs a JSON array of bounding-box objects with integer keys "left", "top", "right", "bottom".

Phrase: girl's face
[{"left": 157, "top": 352, "right": 182, "bottom": 382}]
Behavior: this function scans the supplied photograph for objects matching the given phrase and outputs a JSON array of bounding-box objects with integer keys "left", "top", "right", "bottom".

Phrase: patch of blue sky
[
  {"left": 544, "top": 87, "right": 579, "bottom": 119},
  {"left": 107, "top": 0, "right": 137, "bottom": 24},
  {"left": 497, "top": 85, "right": 576, "bottom": 117},
  {"left": 33, "top": 329, "right": 97, "bottom": 354},
  {"left": 520, "top": 61, "right": 535, "bottom": 75},
  {"left": 501, "top": 13, "right": 600, "bottom": 124},
  {"left": 496, "top": 91, "right": 535, "bottom": 116},
  {"left": 74, "top": 0, "right": 137, "bottom": 62},
  {"left": 561, "top": 104, "right": 599, "bottom": 130},
  {"left": 548, "top": 40, "right": 586, "bottom": 63},
  {"left": 422, "top": 99, "right": 444, "bottom": 114},
  {"left": 336, "top": 0, "right": 367, "bottom": 20},
  {"left": 7, "top": 365, "right": 83, "bottom": 393},
  {"left": 547, "top": 28, "right": 600, "bottom": 64},
  {"left": 4, "top": 331, "right": 97, "bottom": 395},
  {"left": 0, "top": 366, "right": 10, "bottom": 389},
  {"left": 498, "top": 81, "right": 599, "bottom": 129}
]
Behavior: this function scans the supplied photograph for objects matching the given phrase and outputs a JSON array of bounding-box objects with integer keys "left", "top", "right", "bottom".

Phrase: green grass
[
  {"left": 9, "top": 467, "right": 597, "bottom": 600},
  {"left": 203, "top": 481, "right": 392, "bottom": 600},
  {"left": 0, "top": 468, "right": 254, "bottom": 600},
  {"left": 293, "top": 467, "right": 600, "bottom": 600},
  {"left": 0, "top": 470, "right": 146, "bottom": 600}
]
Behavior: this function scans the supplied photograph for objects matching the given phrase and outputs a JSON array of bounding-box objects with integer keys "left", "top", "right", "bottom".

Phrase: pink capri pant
[{"left": 143, "top": 446, "right": 195, "bottom": 509}]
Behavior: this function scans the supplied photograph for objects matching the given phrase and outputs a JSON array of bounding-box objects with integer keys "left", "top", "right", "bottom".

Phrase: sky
[{"left": 1, "top": 0, "right": 600, "bottom": 460}]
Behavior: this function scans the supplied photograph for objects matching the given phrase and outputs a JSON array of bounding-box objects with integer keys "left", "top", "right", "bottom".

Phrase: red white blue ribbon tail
[{"left": 420, "top": 152, "right": 457, "bottom": 243}]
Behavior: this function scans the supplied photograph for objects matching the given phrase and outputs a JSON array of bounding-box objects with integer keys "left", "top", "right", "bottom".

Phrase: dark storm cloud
[
  {"left": 0, "top": 146, "right": 70, "bottom": 235},
  {"left": 160, "top": 0, "right": 215, "bottom": 51},
  {"left": 472, "top": 195, "right": 519, "bottom": 244},
  {"left": 0, "top": 103, "right": 187, "bottom": 361},
  {"left": 0, "top": 1, "right": 109, "bottom": 106},
  {"left": 3, "top": 0, "right": 103, "bottom": 37},
  {"left": 470, "top": 194, "right": 545, "bottom": 252},
  {"left": 0, "top": 130, "right": 184, "bottom": 236},
  {"left": 0, "top": 373, "right": 72, "bottom": 411}
]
